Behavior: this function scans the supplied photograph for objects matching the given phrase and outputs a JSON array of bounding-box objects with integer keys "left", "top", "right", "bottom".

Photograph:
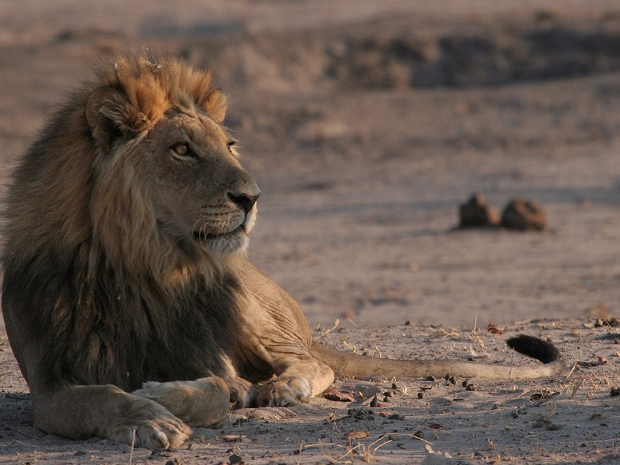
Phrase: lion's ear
[
  {"left": 86, "top": 87, "right": 146, "bottom": 152},
  {"left": 203, "top": 89, "right": 227, "bottom": 124}
]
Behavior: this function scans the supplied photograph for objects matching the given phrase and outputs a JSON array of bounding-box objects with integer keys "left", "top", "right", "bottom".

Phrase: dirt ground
[
  {"left": 3, "top": 322, "right": 620, "bottom": 465},
  {"left": 1, "top": 0, "right": 620, "bottom": 463}
]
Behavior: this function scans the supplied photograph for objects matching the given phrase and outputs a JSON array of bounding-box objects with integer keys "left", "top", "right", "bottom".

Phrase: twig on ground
[
  {"left": 128, "top": 428, "right": 136, "bottom": 465},
  {"left": 297, "top": 440, "right": 303, "bottom": 465},
  {"left": 342, "top": 341, "right": 360, "bottom": 354},
  {"left": 439, "top": 328, "right": 460, "bottom": 340},
  {"left": 570, "top": 379, "right": 584, "bottom": 399},
  {"left": 3, "top": 423, "right": 41, "bottom": 440},
  {"left": 5, "top": 439, "right": 36, "bottom": 448},
  {"left": 314, "top": 318, "right": 340, "bottom": 341},
  {"left": 566, "top": 362, "right": 579, "bottom": 379}
]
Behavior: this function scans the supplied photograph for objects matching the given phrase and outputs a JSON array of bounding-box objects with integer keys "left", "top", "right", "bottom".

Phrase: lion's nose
[{"left": 228, "top": 190, "right": 261, "bottom": 214}]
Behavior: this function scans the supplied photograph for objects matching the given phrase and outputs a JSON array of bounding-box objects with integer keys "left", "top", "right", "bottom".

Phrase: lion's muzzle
[{"left": 228, "top": 190, "right": 260, "bottom": 214}]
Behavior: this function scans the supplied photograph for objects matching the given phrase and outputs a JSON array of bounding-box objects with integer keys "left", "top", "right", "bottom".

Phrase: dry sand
[
  {"left": 2, "top": 322, "right": 620, "bottom": 464},
  {"left": 1, "top": 1, "right": 620, "bottom": 463}
]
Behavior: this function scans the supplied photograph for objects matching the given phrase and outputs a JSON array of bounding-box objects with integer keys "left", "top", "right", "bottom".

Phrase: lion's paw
[
  {"left": 256, "top": 376, "right": 311, "bottom": 407},
  {"left": 228, "top": 377, "right": 258, "bottom": 409},
  {"left": 132, "top": 377, "right": 230, "bottom": 428},
  {"left": 110, "top": 415, "right": 191, "bottom": 450}
]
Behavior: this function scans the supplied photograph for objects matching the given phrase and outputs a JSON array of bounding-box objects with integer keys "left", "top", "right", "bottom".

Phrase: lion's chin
[
  {"left": 194, "top": 209, "right": 256, "bottom": 257},
  {"left": 194, "top": 227, "right": 249, "bottom": 256}
]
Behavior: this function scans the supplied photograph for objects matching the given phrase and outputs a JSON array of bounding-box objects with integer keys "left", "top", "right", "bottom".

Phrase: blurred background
[{"left": 1, "top": 0, "right": 619, "bottom": 328}]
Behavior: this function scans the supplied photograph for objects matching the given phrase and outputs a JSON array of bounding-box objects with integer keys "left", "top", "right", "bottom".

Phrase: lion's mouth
[{"left": 193, "top": 224, "right": 245, "bottom": 241}]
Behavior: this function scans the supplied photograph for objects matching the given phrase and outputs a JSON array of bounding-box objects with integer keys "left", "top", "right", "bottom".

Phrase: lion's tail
[{"left": 310, "top": 334, "right": 564, "bottom": 380}]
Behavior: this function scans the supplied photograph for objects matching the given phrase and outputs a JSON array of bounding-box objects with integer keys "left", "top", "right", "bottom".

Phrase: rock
[
  {"left": 344, "top": 430, "right": 370, "bottom": 440},
  {"left": 422, "top": 444, "right": 474, "bottom": 464},
  {"left": 348, "top": 408, "right": 375, "bottom": 420},
  {"left": 459, "top": 193, "right": 500, "bottom": 228},
  {"left": 501, "top": 198, "right": 546, "bottom": 231}
]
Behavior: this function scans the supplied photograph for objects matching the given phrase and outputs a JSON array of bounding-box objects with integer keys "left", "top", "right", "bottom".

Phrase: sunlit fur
[
  {"left": 1, "top": 52, "right": 250, "bottom": 392},
  {"left": 1, "top": 52, "right": 562, "bottom": 450}
]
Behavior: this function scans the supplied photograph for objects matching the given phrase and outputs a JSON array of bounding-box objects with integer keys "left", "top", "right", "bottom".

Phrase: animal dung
[
  {"left": 458, "top": 193, "right": 500, "bottom": 228},
  {"left": 501, "top": 197, "right": 547, "bottom": 231},
  {"left": 458, "top": 194, "right": 547, "bottom": 231}
]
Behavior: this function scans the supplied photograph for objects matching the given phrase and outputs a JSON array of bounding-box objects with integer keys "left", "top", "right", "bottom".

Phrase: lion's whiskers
[{"left": 191, "top": 216, "right": 205, "bottom": 237}]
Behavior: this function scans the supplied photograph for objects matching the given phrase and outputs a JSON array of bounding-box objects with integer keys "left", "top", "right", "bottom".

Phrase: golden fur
[{"left": 2, "top": 52, "right": 564, "bottom": 450}]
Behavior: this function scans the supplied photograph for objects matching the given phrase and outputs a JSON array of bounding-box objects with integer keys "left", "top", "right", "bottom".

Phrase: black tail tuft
[{"left": 506, "top": 334, "right": 560, "bottom": 364}]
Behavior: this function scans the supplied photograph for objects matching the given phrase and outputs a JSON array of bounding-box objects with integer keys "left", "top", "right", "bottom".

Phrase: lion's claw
[
  {"left": 110, "top": 416, "right": 191, "bottom": 450},
  {"left": 256, "top": 376, "right": 311, "bottom": 407}
]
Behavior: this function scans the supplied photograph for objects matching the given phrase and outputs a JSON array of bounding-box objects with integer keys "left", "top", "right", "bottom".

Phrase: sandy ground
[
  {"left": 1, "top": 0, "right": 620, "bottom": 463},
  {"left": 2, "top": 321, "right": 620, "bottom": 464}
]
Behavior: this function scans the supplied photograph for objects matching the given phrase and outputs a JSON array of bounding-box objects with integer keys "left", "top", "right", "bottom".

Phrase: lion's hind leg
[{"left": 132, "top": 377, "right": 230, "bottom": 428}]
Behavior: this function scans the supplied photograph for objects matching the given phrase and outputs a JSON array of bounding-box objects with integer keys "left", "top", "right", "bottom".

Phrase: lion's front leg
[
  {"left": 132, "top": 377, "right": 230, "bottom": 428},
  {"left": 255, "top": 358, "right": 335, "bottom": 407},
  {"left": 33, "top": 385, "right": 192, "bottom": 449}
]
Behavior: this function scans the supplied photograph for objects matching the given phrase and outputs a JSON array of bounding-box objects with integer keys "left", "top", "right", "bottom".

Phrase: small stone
[
  {"left": 344, "top": 430, "right": 370, "bottom": 440},
  {"left": 610, "top": 387, "right": 620, "bottom": 397},
  {"left": 532, "top": 418, "right": 550, "bottom": 428},
  {"left": 117, "top": 443, "right": 132, "bottom": 453},
  {"left": 417, "top": 392, "right": 424, "bottom": 399},
  {"left": 413, "top": 430, "right": 424, "bottom": 439}
]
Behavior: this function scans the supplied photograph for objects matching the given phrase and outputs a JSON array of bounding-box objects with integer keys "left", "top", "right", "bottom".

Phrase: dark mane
[{"left": 1, "top": 52, "right": 242, "bottom": 392}]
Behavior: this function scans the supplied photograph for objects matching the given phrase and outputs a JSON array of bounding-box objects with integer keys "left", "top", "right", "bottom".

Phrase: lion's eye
[
  {"left": 172, "top": 143, "right": 190, "bottom": 156},
  {"left": 227, "top": 140, "right": 236, "bottom": 148}
]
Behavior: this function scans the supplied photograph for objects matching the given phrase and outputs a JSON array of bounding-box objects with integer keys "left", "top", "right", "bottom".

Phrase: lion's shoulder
[{"left": 1, "top": 52, "right": 243, "bottom": 392}]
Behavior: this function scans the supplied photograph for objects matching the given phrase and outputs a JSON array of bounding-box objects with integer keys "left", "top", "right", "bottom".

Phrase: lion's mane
[{"left": 2, "top": 53, "right": 241, "bottom": 392}]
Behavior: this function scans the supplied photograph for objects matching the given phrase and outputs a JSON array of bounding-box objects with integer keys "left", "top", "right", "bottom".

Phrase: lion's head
[{"left": 4, "top": 53, "right": 260, "bottom": 286}]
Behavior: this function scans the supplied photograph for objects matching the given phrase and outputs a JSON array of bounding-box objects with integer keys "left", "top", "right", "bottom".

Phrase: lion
[{"left": 1, "top": 52, "right": 564, "bottom": 450}]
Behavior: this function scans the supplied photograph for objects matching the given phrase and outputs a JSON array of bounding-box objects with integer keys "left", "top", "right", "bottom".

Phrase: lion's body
[{"left": 1, "top": 53, "right": 563, "bottom": 449}]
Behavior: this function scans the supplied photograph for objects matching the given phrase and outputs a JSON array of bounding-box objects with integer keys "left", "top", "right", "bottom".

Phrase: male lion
[{"left": 1, "top": 53, "right": 563, "bottom": 449}]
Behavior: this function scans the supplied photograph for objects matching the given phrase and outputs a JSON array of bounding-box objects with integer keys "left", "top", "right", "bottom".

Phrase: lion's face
[
  {"left": 142, "top": 110, "right": 260, "bottom": 257},
  {"left": 81, "top": 57, "right": 262, "bottom": 268}
]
